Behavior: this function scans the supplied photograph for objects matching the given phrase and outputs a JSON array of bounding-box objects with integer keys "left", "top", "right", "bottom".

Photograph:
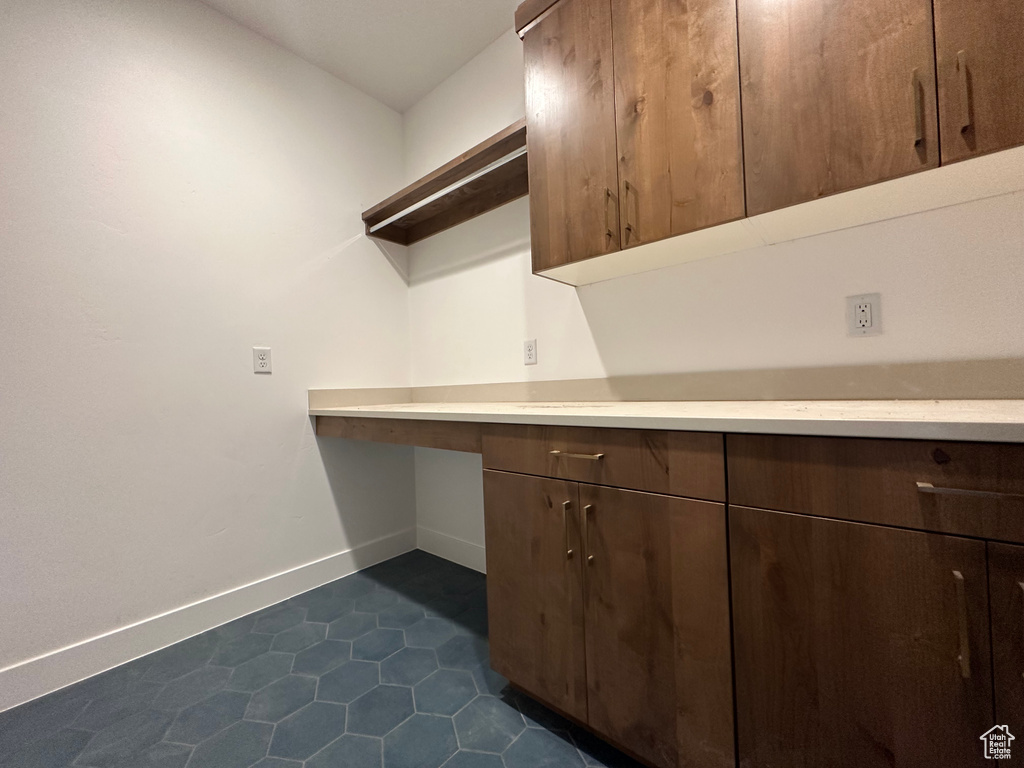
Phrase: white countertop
[{"left": 309, "top": 400, "right": 1024, "bottom": 442}]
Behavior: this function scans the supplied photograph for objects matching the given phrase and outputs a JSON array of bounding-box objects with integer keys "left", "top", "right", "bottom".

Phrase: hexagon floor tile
[{"left": 0, "top": 550, "right": 644, "bottom": 768}]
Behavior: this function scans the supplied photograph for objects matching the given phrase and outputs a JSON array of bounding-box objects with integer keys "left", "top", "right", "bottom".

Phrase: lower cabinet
[
  {"left": 988, "top": 542, "right": 1024, "bottom": 748},
  {"left": 484, "top": 470, "right": 734, "bottom": 768},
  {"left": 730, "top": 506, "right": 994, "bottom": 768}
]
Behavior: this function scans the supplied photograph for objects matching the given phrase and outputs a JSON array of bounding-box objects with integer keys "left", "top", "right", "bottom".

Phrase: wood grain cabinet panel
[
  {"left": 727, "top": 434, "right": 1024, "bottom": 543},
  {"left": 611, "top": 0, "right": 744, "bottom": 247},
  {"left": 524, "top": 0, "right": 620, "bottom": 271},
  {"left": 988, "top": 542, "right": 1024, "bottom": 749},
  {"left": 581, "top": 485, "right": 734, "bottom": 768},
  {"left": 934, "top": 0, "right": 1024, "bottom": 164},
  {"left": 483, "top": 471, "right": 588, "bottom": 721},
  {"left": 482, "top": 424, "right": 725, "bottom": 501},
  {"left": 731, "top": 507, "right": 993, "bottom": 768},
  {"left": 738, "top": 0, "right": 938, "bottom": 215}
]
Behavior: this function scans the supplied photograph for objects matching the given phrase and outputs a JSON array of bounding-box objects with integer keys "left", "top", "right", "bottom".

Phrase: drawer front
[
  {"left": 482, "top": 424, "right": 725, "bottom": 501},
  {"left": 728, "top": 434, "right": 1024, "bottom": 542}
]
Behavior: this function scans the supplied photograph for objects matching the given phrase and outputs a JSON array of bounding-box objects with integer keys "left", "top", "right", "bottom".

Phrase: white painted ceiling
[{"left": 200, "top": 0, "right": 521, "bottom": 112}]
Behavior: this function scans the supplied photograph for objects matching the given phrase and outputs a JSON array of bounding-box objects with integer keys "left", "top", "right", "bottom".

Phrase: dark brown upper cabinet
[
  {"left": 523, "top": 0, "right": 620, "bottom": 272},
  {"left": 611, "top": 0, "right": 745, "bottom": 248},
  {"left": 737, "top": 0, "right": 939, "bottom": 216},
  {"left": 934, "top": 0, "right": 1024, "bottom": 164}
]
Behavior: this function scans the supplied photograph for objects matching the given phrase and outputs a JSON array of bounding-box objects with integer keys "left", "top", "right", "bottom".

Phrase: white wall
[
  {"left": 0, "top": 0, "right": 416, "bottom": 710},
  {"left": 403, "top": 29, "right": 1024, "bottom": 570}
]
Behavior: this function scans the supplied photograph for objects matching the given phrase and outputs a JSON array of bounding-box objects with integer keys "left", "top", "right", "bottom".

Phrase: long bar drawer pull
[
  {"left": 916, "top": 482, "right": 1024, "bottom": 500},
  {"left": 953, "top": 570, "right": 971, "bottom": 679},
  {"left": 550, "top": 450, "right": 605, "bottom": 461}
]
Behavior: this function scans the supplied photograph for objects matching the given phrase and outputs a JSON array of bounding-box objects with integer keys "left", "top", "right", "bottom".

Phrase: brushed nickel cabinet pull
[
  {"left": 584, "top": 504, "right": 594, "bottom": 566},
  {"left": 957, "top": 50, "right": 971, "bottom": 133},
  {"left": 912, "top": 68, "right": 925, "bottom": 146},
  {"left": 623, "top": 181, "right": 636, "bottom": 244},
  {"left": 604, "top": 188, "right": 618, "bottom": 242},
  {"left": 587, "top": 555, "right": 595, "bottom": 565},
  {"left": 953, "top": 570, "right": 971, "bottom": 679},
  {"left": 550, "top": 450, "right": 605, "bottom": 461},
  {"left": 562, "top": 500, "right": 572, "bottom": 560},
  {"left": 917, "top": 482, "right": 1024, "bottom": 501}
]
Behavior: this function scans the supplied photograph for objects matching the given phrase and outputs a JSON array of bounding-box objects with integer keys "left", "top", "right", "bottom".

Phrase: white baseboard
[
  {"left": 0, "top": 528, "right": 417, "bottom": 714},
  {"left": 417, "top": 527, "right": 486, "bottom": 574}
]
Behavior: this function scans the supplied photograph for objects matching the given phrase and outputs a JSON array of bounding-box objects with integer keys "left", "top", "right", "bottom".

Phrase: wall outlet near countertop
[
  {"left": 846, "top": 294, "right": 882, "bottom": 336},
  {"left": 253, "top": 347, "right": 272, "bottom": 373},
  {"left": 524, "top": 339, "right": 537, "bottom": 366}
]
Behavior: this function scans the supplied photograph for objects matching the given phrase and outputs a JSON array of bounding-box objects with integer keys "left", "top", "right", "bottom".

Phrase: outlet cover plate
[
  {"left": 253, "top": 347, "right": 272, "bottom": 373},
  {"left": 524, "top": 339, "right": 537, "bottom": 366},
  {"left": 846, "top": 294, "right": 882, "bottom": 336}
]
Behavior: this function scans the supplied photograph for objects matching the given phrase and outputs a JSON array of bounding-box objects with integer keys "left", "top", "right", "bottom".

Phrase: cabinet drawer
[
  {"left": 728, "top": 434, "right": 1024, "bottom": 542},
  {"left": 482, "top": 424, "right": 725, "bottom": 501}
]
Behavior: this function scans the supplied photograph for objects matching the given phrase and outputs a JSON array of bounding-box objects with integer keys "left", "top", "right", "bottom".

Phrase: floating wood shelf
[{"left": 362, "top": 118, "right": 528, "bottom": 246}]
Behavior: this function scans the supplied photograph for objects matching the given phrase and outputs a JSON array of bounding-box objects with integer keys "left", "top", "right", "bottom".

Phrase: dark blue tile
[
  {"left": 354, "top": 590, "right": 398, "bottom": 613},
  {"left": 346, "top": 686, "right": 414, "bottom": 737},
  {"left": 352, "top": 629, "right": 405, "bottom": 662},
  {"left": 450, "top": 601, "right": 488, "bottom": 639},
  {"left": 403, "top": 619, "right": 457, "bottom": 650},
  {"left": 209, "top": 633, "right": 273, "bottom": 668},
  {"left": 268, "top": 702, "right": 347, "bottom": 761},
  {"left": 270, "top": 623, "right": 326, "bottom": 653},
  {"left": 211, "top": 616, "right": 256, "bottom": 643},
  {"left": 453, "top": 696, "right": 524, "bottom": 753},
  {"left": 412, "top": 670, "right": 477, "bottom": 717},
  {"left": 422, "top": 596, "right": 471, "bottom": 620},
  {"left": 327, "top": 612, "right": 377, "bottom": 641},
  {"left": 570, "top": 727, "right": 646, "bottom": 767},
  {"left": 75, "top": 710, "right": 172, "bottom": 767},
  {"left": 331, "top": 573, "right": 378, "bottom": 601},
  {"left": 0, "top": 688, "right": 91, "bottom": 756},
  {"left": 377, "top": 602, "right": 426, "bottom": 629},
  {"left": 226, "top": 653, "right": 294, "bottom": 693},
  {"left": 73, "top": 681, "right": 163, "bottom": 732},
  {"left": 436, "top": 636, "right": 488, "bottom": 671},
  {"left": 251, "top": 760, "right": 302, "bottom": 768},
  {"left": 503, "top": 728, "right": 585, "bottom": 768},
  {"left": 291, "top": 640, "right": 351, "bottom": 676},
  {"left": 513, "top": 692, "right": 572, "bottom": 732},
  {"left": 296, "top": 592, "right": 354, "bottom": 624},
  {"left": 186, "top": 720, "right": 272, "bottom": 768},
  {"left": 306, "top": 734, "right": 381, "bottom": 768},
  {"left": 164, "top": 690, "right": 249, "bottom": 744},
  {"left": 440, "top": 751, "right": 504, "bottom": 768},
  {"left": 468, "top": 665, "right": 509, "bottom": 697},
  {"left": 142, "top": 634, "right": 219, "bottom": 683},
  {"left": 380, "top": 648, "right": 438, "bottom": 687},
  {"left": 316, "top": 661, "right": 379, "bottom": 704},
  {"left": 0, "top": 727, "right": 91, "bottom": 768},
  {"left": 68, "top": 668, "right": 137, "bottom": 703},
  {"left": 245, "top": 675, "right": 315, "bottom": 722},
  {"left": 361, "top": 550, "right": 443, "bottom": 588},
  {"left": 253, "top": 607, "right": 306, "bottom": 635},
  {"left": 383, "top": 714, "right": 457, "bottom": 768},
  {"left": 151, "top": 666, "right": 230, "bottom": 711},
  {"left": 112, "top": 741, "right": 192, "bottom": 768}
]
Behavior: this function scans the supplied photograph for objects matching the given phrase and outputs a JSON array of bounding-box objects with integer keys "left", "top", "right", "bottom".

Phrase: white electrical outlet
[
  {"left": 524, "top": 339, "right": 538, "bottom": 366},
  {"left": 846, "top": 294, "right": 882, "bottom": 336},
  {"left": 253, "top": 347, "right": 272, "bottom": 374}
]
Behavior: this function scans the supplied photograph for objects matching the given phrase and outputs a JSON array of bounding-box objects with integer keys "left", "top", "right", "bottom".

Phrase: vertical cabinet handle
[
  {"left": 562, "top": 500, "right": 574, "bottom": 560},
  {"left": 584, "top": 504, "right": 594, "bottom": 565},
  {"left": 604, "top": 188, "right": 618, "bottom": 244},
  {"left": 912, "top": 68, "right": 925, "bottom": 146},
  {"left": 957, "top": 50, "right": 971, "bottom": 133},
  {"left": 623, "top": 181, "right": 636, "bottom": 244},
  {"left": 953, "top": 570, "right": 971, "bottom": 679},
  {"left": 1018, "top": 582, "right": 1024, "bottom": 682}
]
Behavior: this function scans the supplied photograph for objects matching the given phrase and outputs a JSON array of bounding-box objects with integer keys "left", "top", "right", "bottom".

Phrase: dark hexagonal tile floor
[{"left": 0, "top": 550, "right": 644, "bottom": 768}]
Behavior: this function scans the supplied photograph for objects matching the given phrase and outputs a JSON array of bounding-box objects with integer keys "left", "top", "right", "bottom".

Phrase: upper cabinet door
[
  {"left": 524, "top": 0, "right": 620, "bottom": 271},
  {"left": 934, "top": 0, "right": 1024, "bottom": 164},
  {"left": 611, "top": 0, "right": 745, "bottom": 247},
  {"left": 738, "top": 0, "right": 939, "bottom": 216}
]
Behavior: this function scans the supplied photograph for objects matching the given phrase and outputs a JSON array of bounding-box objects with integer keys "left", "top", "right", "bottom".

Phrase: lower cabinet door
[
  {"left": 731, "top": 506, "right": 993, "bottom": 768},
  {"left": 988, "top": 542, "right": 1024, "bottom": 751},
  {"left": 580, "top": 484, "right": 734, "bottom": 768},
  {"left": 482, "top": 470, "right": 587, "bottom": 722}
]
